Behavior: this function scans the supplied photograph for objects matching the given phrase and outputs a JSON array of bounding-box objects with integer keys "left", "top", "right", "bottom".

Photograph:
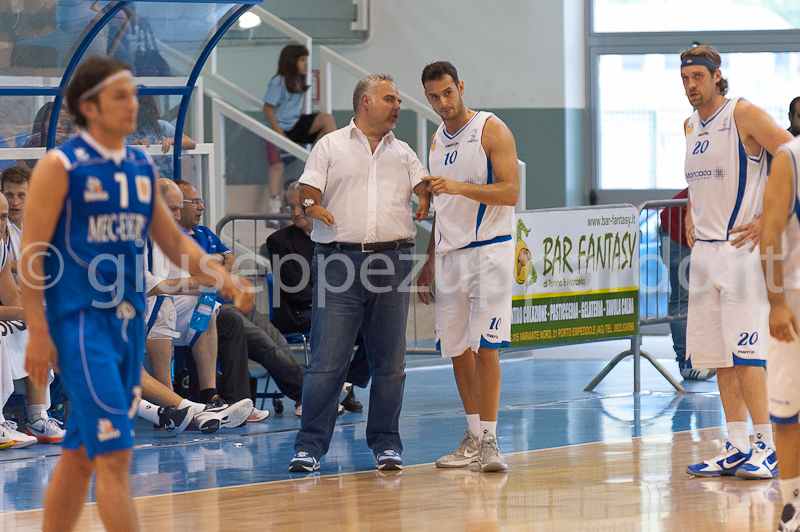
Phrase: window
[
  {"left": 598, "top": 52, "right": 800, "bottom": 189},
  {"left": 593, "top": 0, "right": 800, "bottom": 33},
  {"left": 588, "top": 0, "right": 800, "bottom": 193}
]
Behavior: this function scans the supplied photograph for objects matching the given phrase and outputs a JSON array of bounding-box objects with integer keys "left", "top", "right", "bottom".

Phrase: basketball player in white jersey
[
  {"left": 761, "top": 136, "right": 800, "bottom": 532},
  {"left": 417, "top": 61, "right": 518, "bottom": 472},
  {"left": 680, "top": 45, "right": 791, "bottom": 480}
]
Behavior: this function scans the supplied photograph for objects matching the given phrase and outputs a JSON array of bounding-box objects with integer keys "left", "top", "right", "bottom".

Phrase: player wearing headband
[
  {"left": 20, "top": 56, "right": 253, "bottom": 532},
  {"left": 680, "top": 45, "right": 791, "bottom": 480}
]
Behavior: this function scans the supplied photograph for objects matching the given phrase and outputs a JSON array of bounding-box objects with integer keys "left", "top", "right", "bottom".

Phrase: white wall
[{"left": 215, "top": 0, "right": 586, "bottom": 112}]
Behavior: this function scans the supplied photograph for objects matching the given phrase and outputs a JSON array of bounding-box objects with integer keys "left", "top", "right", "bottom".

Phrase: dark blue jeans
[
  {"left": 667, "top": 238, "right": 691, "bottom": 367},
  {"left": 294, "top": 245, "right": 412, "bottom": 459}
]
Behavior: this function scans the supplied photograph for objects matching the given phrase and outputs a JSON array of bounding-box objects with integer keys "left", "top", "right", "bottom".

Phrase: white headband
[{"left": 78, "top": 69, "right": 134, "bottom": 101}]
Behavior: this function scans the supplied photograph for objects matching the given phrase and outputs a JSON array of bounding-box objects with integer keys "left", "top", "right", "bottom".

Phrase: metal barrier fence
[
  {"left": 584, "top": 199, "right": 689, "bottom": 393},
  {"left": 215, "top": 213, "right": 440, "bottom": 355},
  {"left": 219, "top": 200, "right": 695, "bottom": 392}
]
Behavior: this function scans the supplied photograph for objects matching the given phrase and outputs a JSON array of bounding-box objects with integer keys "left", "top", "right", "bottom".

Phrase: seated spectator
[
  {"left": 266, "top": 181, "right": 369, "bottom": 413},
  {"left": 176, "top": 179, "right": 332, "bottom": 417},
  {"left": 2, "top": 165, "right": 28, "bottom": 281},
  {"left": 128, "top": 94, "right": 196, "bottom": 179},
  {"left": 144, "top": 178, "right": 268, "bottom": 423},
  {"left": 0, "top": 190, "right": 64, "bottom": 448},
  {"left": 263, "top": 44, "right": 335, "bottom": 216},
  {"left": 20, "top": 101, "right": 76, "bottom": 169}
]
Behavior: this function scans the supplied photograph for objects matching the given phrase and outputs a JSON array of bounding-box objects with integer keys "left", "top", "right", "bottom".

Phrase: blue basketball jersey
[{"left": 45, "top": 132, "right": 155, "bottom": 320}]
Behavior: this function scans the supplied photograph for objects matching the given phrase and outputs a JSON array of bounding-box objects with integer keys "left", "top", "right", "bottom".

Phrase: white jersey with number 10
[{"left": 428, "top": 111, "right": 513, "bottom": 256}]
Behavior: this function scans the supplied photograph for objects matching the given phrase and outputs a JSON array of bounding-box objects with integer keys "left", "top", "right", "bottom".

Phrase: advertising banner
[{"left": 511, "top": 205, "right": 639, "bottom": 347}]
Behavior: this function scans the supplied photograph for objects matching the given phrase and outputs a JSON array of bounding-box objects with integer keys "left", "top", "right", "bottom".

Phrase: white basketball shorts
[
  {"left": 145, "top": 295, "right": 179, "bottom": 340},
  {"left": 145, "top": 294, "right": 220, "bottom": 346},
  {"left": 685, "top": 240, "right": 768, "bottom": 369},
  {"left": 767, "top": 288, "right": 800, "bottom": 424},
  {"left": 434, "top": 240, "right": 513, "bottom": 358}
]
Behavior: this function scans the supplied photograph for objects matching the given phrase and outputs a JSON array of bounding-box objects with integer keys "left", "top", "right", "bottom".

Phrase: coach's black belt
[{"left": 329, "top": 239, "right": 414, "bottom": 252}]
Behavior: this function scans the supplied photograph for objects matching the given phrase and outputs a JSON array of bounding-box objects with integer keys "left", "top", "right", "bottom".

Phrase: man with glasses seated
[
  {"left": 176, "top": 180, "right": 330, "bottom": 417},
  {"left": 145, "top": 179, "right": 267, "bottom": 423}
]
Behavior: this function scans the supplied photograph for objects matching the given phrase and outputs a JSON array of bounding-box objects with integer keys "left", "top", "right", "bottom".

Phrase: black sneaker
[
  {"left": 341, "top": 386, "right": 363, "bottom": 413},
  {"left": 157, "top": 406, "right": 193, "bottom": 435}
]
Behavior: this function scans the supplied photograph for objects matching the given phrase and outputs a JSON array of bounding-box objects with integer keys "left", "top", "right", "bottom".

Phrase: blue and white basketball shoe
[
  {"left": 735, "top": 441, "right": 779, "bottom": 479},
  {"left": 376, "top": 450, "right": 403, "bottom": 470},
  {"left": 289, "top": 452, "right": 320, "bottom": 472},
  {"left": 686, "top": 442, "right": 751, "bottom": 476}
]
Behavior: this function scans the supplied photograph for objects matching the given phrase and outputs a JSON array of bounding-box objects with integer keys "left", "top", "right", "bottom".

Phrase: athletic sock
[
  {"left": 753, "top": 423, "right": 775, "bottom": 449},
  {"left": 179, "top": 399, "right": 204, "bottom": 411},
  {"left": 137, "top": 400, "right": 161, "bottom": 424},
  {"left": 26, "top": 404, "right": 47, "bottom": 423},
  {"left": 480, "top": 420, "right": 497, "bottom": 439},
  {"left": 726, "top": 421, "right": 750, "bottom": 452},
  {"left": 782, "top": 476, "right": 800, "bottom": 505},
  {"left": 198, "top": 388, "right": 219, "bottom": 404},
  {"left": 466, "top": 414, "right": 481, "bottom": 439}
]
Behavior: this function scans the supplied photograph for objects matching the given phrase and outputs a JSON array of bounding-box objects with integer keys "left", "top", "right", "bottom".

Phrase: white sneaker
[
  {"left": 680, "top": 367, "right": 716, "bottom": 381},
  {"left": 735, "top": 441, "right": 779, "bottom": 479},
  {"left": 436, "top": 430, "right": 480, "bottom": 468},
  {"left": 478, "top": 432, "right": 508, "bottom": 473},
  {"left": 195, "top": 398, "right": 253, "bottom": 431},
  {"left": 25, "top": 415, "right": 65, "bottom": 444},
  {"left": 247, "top": 407, "right": 270, "bottom": 423},
  {"left": 0, "top": 421, "right": 38, "bottom": 449}
]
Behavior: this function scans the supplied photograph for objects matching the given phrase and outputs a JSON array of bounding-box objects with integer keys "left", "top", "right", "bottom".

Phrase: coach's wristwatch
[{"left": 301, "top": 198, "right": 316, "bottom": 214}]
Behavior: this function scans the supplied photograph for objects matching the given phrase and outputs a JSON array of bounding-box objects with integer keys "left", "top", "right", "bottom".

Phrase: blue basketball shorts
[{"left": 50, "top": 304, "right": 144, "bottom": 458}]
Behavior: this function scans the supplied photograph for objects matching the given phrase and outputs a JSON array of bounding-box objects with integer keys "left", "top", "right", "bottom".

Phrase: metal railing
[
  {"left": 584, "top": 199, "right": 688, "bottom": 393},
  {"left": 317, "top": 45, "right": 440, "bottom": 167},
  {"left": 216, "top": 213, "right": 440, "bottom": 355}
]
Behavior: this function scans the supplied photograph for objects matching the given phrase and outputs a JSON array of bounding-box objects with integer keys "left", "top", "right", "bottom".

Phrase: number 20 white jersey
[
  {"left": 684, "top": 97, "right": 770, "bottom": 242},
  {"left": 429, "top": 111, "right": 514, "bottom": 255}
]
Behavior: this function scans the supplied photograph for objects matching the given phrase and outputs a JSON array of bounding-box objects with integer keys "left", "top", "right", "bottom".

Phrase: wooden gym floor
[{"left": 0, "top": 338, "right": 783, "bottom": 531}]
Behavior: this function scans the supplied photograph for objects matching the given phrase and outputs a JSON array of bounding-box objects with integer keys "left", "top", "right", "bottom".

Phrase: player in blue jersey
[{"left": 19, "top": 56, "right": 253, "bottom": 532}]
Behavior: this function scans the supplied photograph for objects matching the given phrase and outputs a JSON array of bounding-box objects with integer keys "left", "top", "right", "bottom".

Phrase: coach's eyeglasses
[{"left": 183, "top": 199, "right": 204, "bottom": 206}]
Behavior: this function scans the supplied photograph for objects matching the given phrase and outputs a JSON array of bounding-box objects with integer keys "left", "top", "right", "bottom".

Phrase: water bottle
[{"left": 189, "top": 288, "right": 217, "bottom": 332}]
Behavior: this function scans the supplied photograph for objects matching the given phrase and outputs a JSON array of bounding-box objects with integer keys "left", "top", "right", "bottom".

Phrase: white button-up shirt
[{"left": 299, "top": 119, "right": 428, "bottom": 244}]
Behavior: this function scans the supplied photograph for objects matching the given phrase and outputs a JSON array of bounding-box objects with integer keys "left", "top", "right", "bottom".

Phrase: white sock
[
  {"left": 727, "top": 421, "right": 750, "bottom": 451},
  {"left": 179, "top": 399, "right": 203, "bottom": 411},
  {"left": 782, "top": 476, "right": 800, "bottom": 505},
  {"left": 26, "top": 404, "right": 47, "bottom": 423},
  {"left": 137, "top": 400, "right": 161, "bottom": 424},
  {"left": 466, "top": 414, "right": 481, "bottom": 439},
  {"left": 480, "top": 420, "right": 497, "bottom": 439},
  {"left": 753, "top": 423, "right": 775, "bottom": 449}
]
